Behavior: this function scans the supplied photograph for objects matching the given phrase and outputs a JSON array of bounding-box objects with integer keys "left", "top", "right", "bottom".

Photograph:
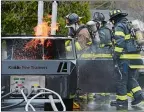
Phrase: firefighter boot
[
  {"left": 110, "top": 100, "right": 128, "bottom": 109},
  {"left": 131, "top": 93, "right": 144, "bottom": 106},
  {"left": 110, "top": 93, "right": 134, "bottom": 105}
]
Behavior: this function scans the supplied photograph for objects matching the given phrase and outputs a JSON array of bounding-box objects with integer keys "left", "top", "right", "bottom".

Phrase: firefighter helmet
[
  {"left": 109, "top": 9, "right": 128, "bottom": 21},
  {"left": 93, "top": 12, "right": 105, "bottom": 22},
  {"left": 65, "top": 13, "right": 82, "bottom": 26}
]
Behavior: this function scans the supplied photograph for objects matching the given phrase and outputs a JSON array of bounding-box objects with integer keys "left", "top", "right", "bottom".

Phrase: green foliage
[
  {"left": 1, "top": 1, "right": 91, "bottom": 36},
  {"left": 91, "top": 1, "right": 113, "bottom": 9},
  {"left": 2, "top": 40, "right": 6, "bottom": 48},
  {"left": 2, "top": 1, "right": 38, "bottom": 35}
]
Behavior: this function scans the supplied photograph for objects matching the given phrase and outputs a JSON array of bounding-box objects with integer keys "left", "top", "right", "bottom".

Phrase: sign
[{"left": 2, "top": 60, "right": 72, "bottom": 75}]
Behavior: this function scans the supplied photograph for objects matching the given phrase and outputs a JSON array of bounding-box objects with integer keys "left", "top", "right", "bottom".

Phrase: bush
[{"left": 1, "top": 1, "right": 91, "bottom": 36}]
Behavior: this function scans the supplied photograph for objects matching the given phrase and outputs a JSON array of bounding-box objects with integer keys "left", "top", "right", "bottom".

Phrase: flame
[
  {"left": 34, "top": 22, "right": 50, "bottom": 37},
  {"left": 13, "top": 14, "right": 60, "bottom": 60},
  {"left": 25, "top": 21, "right": 51, "bottom": 49},
  {"left": 48, "top": 14, "right": 52, "bottom": 18},
  {"left": 25, "top": 14, "right": 59, "bottom": 49},
  {"left": 24, "top": 20, "right": 52, "bottom": 59}
]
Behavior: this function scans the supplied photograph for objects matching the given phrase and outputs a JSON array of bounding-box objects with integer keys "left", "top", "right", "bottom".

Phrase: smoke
[{"left": 132, "top": 19, "right": 144, "bottom": 32}]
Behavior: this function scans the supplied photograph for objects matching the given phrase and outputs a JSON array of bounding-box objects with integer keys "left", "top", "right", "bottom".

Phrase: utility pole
[
  {"left": 38, "top": 1, "right": 44, "bottom": 24},
  {"left": 51, "top": 1, "right": 58, "bottom": 35}
]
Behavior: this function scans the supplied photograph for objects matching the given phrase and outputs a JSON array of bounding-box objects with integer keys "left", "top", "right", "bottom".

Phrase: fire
[
  {"left": 25, "top": 21, "right": 51, "bottom": 49},
  {"left": 34, "top": 21, "right": 51, "bottom": 37},
  {"left": 13, "top": 14, "right": 59, "bottom": 60},
  {"left": 47, "top": 14, "right": 52, "bottom": 18},
  {"left": 25, "top": 14, "right": 59, "bottom": 49}
]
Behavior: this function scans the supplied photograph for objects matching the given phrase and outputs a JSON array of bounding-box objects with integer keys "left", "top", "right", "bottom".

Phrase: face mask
[
  {"left": 96, "top": 21, "right": 101, "bottom": 29},
  {"left": 70, "top": 24, "right": 79, "bottom": 31},
  {"left": 66, "top": 23, "right": 80, "bottom": 38},
  {"left": 68, "top": 27, "right": 75, "bottom": 37}
]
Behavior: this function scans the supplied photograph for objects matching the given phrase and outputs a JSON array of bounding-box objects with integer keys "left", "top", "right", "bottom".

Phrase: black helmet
[
  {"left": 65, "top": 13, "right": 82, "bottom": 26},
  {"left": 109, "top": 9, "right": 128, "bottom": 21},
  {"left": 93, "top": 12, "right": 105, "bottom": 22}
]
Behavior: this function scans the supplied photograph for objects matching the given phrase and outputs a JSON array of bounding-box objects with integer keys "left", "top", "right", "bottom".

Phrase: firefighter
[
  {"left": 65, "top": 13, "right": 92, "bottom": 55},
  {"left": 65, "top": 13, "right": 94, "bottom": 100},
  {"left": 109, "top": 9, "right": 144, "bottom": 109},
  {"left": 93, "top": 12, "right": 112, "bottom": 50},
  {"left": 92, "top": 12, "right": 112, "bottom": 98}
]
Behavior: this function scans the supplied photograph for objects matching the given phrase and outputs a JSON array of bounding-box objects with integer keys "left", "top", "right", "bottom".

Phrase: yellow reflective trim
[
  {"left": 114, "top": 46, "right": 123, "bottom": 52},
  {"left": 75, "top": 42, "right": 82, "bottom": 51},
  {"left": 114, "top": 10, "right": 117, "bottom": 14},
  {"left": 79, "top": 95, "right": 87, "bottom": 99},
  {"left": 99, "top": 44, "right": 105, "bottom": 48},
  {"left": 66, "top": 46, "right": 72, "bottom": 52},
  {"left": 115, "top": 31, "right": 125, "bottom": 37},
  {"left": 70, "top": 94, "right": 76, "bottom": 99},
  {"left": 127, "top": 92, "right": 133, "bottom": 98},
  {"left": 110, "top": 10, "right": 113, "bottom": 15},
  {"left": 100, "top": 93, "right": 106, "bottom": 96},
  {"left": 80, "top": 53, "right": 142, "bottom": 59},
  {"left": 87, "top": 41, "right": 92, "bottom": 45},
  {"left": 81, "top": 54, "right": 92, "bottom": 58},
  {"left": 132, "top": 86, "right": 142, "bottom": 93},
  {"left": 93, "top": 54, "right": 112, "bottom": 58},
  {"left": 115, "top": 32, "right": 130, "bottom": 40},
  {"left": 73, "top": 102, "right": 80, "bottom": 109},
  {"left": 116, "top": 95, "right": 127, "bottom": 100},
  {"left": 65, "top": 40, "right": 71, "bottom": 46},
  {"left": 100, "top": 43, "right": 112, "bottom": 48},
  {"left": 117, "top": 10, "right": 121, "bottom": 13},
  {"left": 108, "top": 42, "right": 112, "bottom": 45},
  {"left": 113, "top": 40, "right": 116, "bottom": 44},
  {"left": 81, "top": 53, "right": 112, "bottom": 58},
  {"left": 125, "top": 34, "right": 131, "bottom": 40},
  {"left": 120, "top": 54, "right": 141, "bottom": 59},
  {"left": 129, "top": 65, "right": 144, "bottom": 69}
]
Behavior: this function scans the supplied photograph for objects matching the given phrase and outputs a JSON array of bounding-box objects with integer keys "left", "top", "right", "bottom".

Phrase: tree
[
  {"left": 90, "top": 1, "right": 114, "bottom": 9},
  {"left": 1, "top": 1, "right": 38, "bottom": 35},
  {"left": 1, "top": 1, "right": 91, "bottom": 36}
]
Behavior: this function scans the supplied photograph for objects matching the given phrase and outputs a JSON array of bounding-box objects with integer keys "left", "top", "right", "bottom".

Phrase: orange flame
[
  {"left": 14, "top": 14, "right": 59, "bottom": 60},
  {"left": 34, "top": 22, "right": 50, "bottom": 37},
  {"left": 25, "top": 14, "right": 59, "bottom": 49},
  {"left": 24, "top": 21, "right": 51, "bottom": 49},
  {"left": 47, "top": 14, "right": 52, "bottom": 18}
]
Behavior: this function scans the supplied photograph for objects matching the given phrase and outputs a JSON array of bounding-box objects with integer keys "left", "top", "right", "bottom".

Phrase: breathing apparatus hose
[{"left": 111, "top": 39, "right": 123, "bottom": 80}]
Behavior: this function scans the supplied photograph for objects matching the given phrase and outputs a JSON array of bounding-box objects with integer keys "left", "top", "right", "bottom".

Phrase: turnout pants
[{"left": 116, "top": 59, "right": 143, "bottom": 102}]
